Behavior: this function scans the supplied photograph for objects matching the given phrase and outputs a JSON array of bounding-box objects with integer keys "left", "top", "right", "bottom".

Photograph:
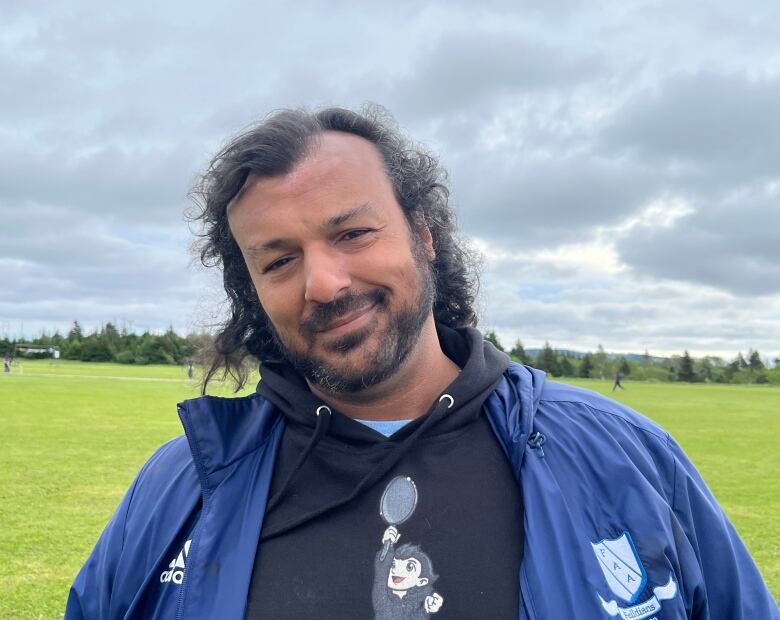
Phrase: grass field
[{"left": 0, "top": 360, "right": 777, "bottom": 617}]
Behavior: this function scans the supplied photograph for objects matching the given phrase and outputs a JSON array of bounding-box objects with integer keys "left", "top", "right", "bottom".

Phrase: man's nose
[{"left": 303, "top": 249, "right": 352, "bottom": 304}]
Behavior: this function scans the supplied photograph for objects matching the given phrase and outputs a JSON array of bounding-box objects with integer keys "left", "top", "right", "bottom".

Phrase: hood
[
  {"left": 176, "top": 331, "right": 546, "bottom": 486},
  {"left": 256, "top": 323, "right": 511, "bottom": 443}
]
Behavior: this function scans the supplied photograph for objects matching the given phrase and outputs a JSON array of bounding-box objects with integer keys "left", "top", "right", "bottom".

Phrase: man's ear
[
  {"left": 412, "top": 212, "right": 435, "bottom": 261},
  {"left": 417, "top": 577, "right": 429, "bottom": 587}
]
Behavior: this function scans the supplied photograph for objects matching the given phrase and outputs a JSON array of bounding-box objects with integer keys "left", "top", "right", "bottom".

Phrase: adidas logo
[{"left": 160, "top": 539, "right": 191, "bottom": 585}]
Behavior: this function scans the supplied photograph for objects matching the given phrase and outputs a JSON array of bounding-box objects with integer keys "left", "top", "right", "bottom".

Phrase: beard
[{"left": 267, "top": 243, "right": 436, "bottom": 394}]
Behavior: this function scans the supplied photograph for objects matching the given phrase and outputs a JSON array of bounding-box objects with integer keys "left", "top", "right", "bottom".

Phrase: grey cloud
[
  {"left": 390, "top": 29, "right": 603, "bottom": 121},
  {"left": 616, "top": 190, "right": 780, "bottom": 296},
  {"left": 0, "top": 142, "right": 198, "bottom": 224},
  {"left": 0, "top": 204, "right": 196, "bottom": 308},
  {"left": 599, "top": 72, "right": 780, "bottom": 186},
  {"left": 453, "top": 153, "right": 657, "bottom": 247},
  {"left": 480, "top": 277, "right": 780, "bottom": 356}
]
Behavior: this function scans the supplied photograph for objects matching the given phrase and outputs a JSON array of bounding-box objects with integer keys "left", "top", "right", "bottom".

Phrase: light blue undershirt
[{"left": 355, "top": 418, "right": 412, "bottom": 437}]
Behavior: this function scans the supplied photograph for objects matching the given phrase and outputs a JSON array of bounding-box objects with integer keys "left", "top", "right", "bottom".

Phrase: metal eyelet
[
  {"left": 316, "top": 405, "right": 332, "bottom": 417},
  {"left": 438, "top": 394, "right": 454, "bottom": 409}
]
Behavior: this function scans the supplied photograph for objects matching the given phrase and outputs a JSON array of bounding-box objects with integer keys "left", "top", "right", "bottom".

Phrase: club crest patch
[
  {"left": 591, "top": 532, "right": 646, "bottom": 603},
  {"left": 591, "top": 531, "right": 678, "bottom": 619}
]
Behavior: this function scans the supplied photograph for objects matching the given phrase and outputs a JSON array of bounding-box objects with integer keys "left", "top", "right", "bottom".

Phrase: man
[{"left": 66, "top": 107, "right": 778, "bottom": 619}]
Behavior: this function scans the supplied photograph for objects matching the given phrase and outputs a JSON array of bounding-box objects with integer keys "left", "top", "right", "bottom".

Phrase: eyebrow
[
  {"left": 246, "top": 203, "right": 378, "bottom": 255},
  {"left": 323, "top": 202, "right": 377, "bottom": 229}
]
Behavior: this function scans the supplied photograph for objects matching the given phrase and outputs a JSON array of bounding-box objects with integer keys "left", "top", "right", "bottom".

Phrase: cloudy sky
[{"left": 2, "top": 0, "right": 779, "bottom": 360}]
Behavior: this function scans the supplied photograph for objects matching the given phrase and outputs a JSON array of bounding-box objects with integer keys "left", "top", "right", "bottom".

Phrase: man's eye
[
  {"left": 264, "top": 256, "right": 293, "bottom": 273},
  {"left": 406, "top": 561, "right": 415, "bottom": 572},
  {"left": 340, "top": 229, "right": 371, "bottom": 241}
]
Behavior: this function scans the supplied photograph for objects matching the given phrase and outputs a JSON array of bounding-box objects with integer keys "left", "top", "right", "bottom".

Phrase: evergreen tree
[
  {"left": 101, "top": 322, "right": 121, "bottom": 358},
  {"left": 135, "top": 332, "right": 175, "bottom": 364},
  {"left": 483, "top": 330, "right": 505, "bottom": 352},
  {"left": 509, "top": 339, "right": 529, "bottom": 364},
  {"left": 51, "top": 331, "right": 65, "bottom": 347},
  {"left": 0, "top": 337, "right": 13, "bottom": 354},
  {"left": 748, "top": 349, "right": 765, "bottom": 371},
  {"left": 80, "top": 331, "right": 113, "bottom": 362},
  {"left": 67, "top": 321, "right": 83, "bottom": 342},
  {"left": 698, "top": 358, "right": 714, "bottom": 382},
  {"left": 558, "top": 356, "right": 574, "bottom": 376},
  {"left": 593, "top": 344, "right": 608, "bottom": 379},
  {"left": 579, "top": 353, "right": 594, "bottom": 378},
  {"left": 536, "top": 341, "right": 560, "bottom": 376},
  {"left": 677, "top": 350, "right": 696, "bottom": 382},
  {"left": 724, "top": 357, "right": 739, "bottom": 380}
]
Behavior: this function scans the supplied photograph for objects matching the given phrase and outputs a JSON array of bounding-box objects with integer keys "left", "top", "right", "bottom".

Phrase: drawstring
[
  {"left": 527, "top": 431, "right": 546, "bottom": 457},
  {"left": 261, "top": 394, "right": 455, "bottom": 542},
  {"left": 266, "top": 405, "right": 332, "bottom": 513}
]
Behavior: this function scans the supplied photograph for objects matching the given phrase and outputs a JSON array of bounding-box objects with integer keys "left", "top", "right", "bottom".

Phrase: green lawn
[{"left": 0, "top": 363, "right": 777, "bottom": 617}]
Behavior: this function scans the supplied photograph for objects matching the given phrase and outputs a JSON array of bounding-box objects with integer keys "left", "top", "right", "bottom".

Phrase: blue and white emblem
[
  {"left": 591, "top": 532, "right": 647, "bottom": 604},
  {"left": 591, "top": 531, "right": 678, "bottom": 619}
]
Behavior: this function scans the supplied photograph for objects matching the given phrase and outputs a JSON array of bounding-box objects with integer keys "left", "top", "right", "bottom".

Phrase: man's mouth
[
  {"left": 314, "top": 302, "right": 377, "bottom": 335},
  {"left": 300, "top": 289, "right": 387, "bottom": 338},
  {"left": 392, "top": 576, "right": 405, "bottom": 584}
]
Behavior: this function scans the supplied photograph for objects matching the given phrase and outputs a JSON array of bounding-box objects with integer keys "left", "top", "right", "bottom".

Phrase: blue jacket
[{"left": 66, "top": 364, "right": 779, "bottom": 619}]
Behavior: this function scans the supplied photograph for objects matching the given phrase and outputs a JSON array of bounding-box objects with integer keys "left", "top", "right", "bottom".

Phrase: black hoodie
[{"left": 245, "top": 325, "right": 523, "bottom": 619}]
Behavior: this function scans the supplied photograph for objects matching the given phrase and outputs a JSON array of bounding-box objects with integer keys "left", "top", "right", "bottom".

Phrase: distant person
[
  {"left": 67, "top": 107, "right": 779, "bottom": 619},
  {"left": 612, "top": 372, "right": 625, "bottom": 391},
  {"left": 187, "top": 360, "right": 194, "bottom": 380},
  {"left": 3, "top": 352, "right": 10, "bottom": 373}
]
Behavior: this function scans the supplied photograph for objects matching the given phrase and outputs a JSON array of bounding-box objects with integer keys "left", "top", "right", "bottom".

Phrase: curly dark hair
[{"left": 189, "top": 105, "right": 479, "bottom": 393}]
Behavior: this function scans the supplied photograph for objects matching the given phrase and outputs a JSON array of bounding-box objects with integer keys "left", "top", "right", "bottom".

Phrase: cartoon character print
[
  {"left": 373, "top": 475, "right": 443, "bottom": 619},
  {"left": 372, "top": 526, "right": 444, "bottom": 619}
]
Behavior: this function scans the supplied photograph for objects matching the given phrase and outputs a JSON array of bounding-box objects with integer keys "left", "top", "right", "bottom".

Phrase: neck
[{"left": 307, "top": 317, "right": 460, "bottom": 421}]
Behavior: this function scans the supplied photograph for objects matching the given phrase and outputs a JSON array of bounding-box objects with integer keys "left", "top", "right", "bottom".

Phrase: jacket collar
[
  {"left": 483, "top": 363, "right": 545, "bottom": 470},
  {"left": 177, "top": 393, "right": 282, "bottom": 488},
  {"left": 177, "top": 362, "right": 545, "bottom": 487}
]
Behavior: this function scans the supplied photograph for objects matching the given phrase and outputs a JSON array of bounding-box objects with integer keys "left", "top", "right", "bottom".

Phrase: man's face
[
  {"left": 228, "top": 131, "right": 435, "bottom": 393},
  {"left": 388, "top": 556, "right": 428, "bottom": 591}
]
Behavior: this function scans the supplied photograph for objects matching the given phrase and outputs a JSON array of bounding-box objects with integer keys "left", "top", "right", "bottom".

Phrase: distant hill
[{"left": 525, "top": 348, "right": 667, "bottom": 364}]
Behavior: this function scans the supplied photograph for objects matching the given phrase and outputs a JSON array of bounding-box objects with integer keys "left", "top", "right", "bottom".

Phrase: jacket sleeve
[{"left": 665, "top": 435, "right": 779, "bottom": 618}]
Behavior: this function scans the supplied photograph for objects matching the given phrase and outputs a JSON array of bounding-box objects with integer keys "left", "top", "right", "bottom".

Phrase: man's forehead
[{"left": 238, "top": 131, "right": 387, "bottom": 204}]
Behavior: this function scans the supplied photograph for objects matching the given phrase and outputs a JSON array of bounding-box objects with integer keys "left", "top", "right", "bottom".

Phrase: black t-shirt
[{"left": 245, "top": 326, "right": 524, "bottom": 619}]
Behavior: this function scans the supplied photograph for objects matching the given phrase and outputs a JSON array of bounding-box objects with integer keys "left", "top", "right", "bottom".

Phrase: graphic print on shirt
[
  {"left": 591, "top": 531, "right": 678, "bottom": 620},
  {"left": 159, "top": 539, "right": 191, "bottom": 585},
  {"left": 372, "top": 476, "right": 444, "bottom": 619}
]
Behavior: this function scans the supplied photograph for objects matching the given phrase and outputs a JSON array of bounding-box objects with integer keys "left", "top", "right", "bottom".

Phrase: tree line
[
  {"left": 484, "top": 331, "right": 780, "bottom": 385},
  {"left": 1, "top": 321, "right": 209, "bottom": 365},
  {"left": 2, "top": 322, "right": 777, "bottom": 384}
]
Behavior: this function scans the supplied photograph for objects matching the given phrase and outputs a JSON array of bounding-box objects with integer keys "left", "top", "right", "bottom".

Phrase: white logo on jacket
[
  {"left": 591, "top": 532, "right": 678, "bottom": 620},
  {"left": 160, "top": 539, "right": 191, "bottom": 585}
]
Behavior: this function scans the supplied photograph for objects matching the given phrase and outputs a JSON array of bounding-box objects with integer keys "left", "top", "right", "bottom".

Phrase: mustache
[{"left": 299, "top": 289, "right": 388, "bottom": 337}]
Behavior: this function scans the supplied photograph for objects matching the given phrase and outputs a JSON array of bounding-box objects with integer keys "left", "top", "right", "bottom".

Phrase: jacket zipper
[
  {"left": 176, "top": 406, "right": 213, "bottom": 620},
  {"left": 174, "top": 490, "right": 209, "bottom": 620},
  {"left": 527, "top": 431, "right": 546, "bottom": 457}
]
